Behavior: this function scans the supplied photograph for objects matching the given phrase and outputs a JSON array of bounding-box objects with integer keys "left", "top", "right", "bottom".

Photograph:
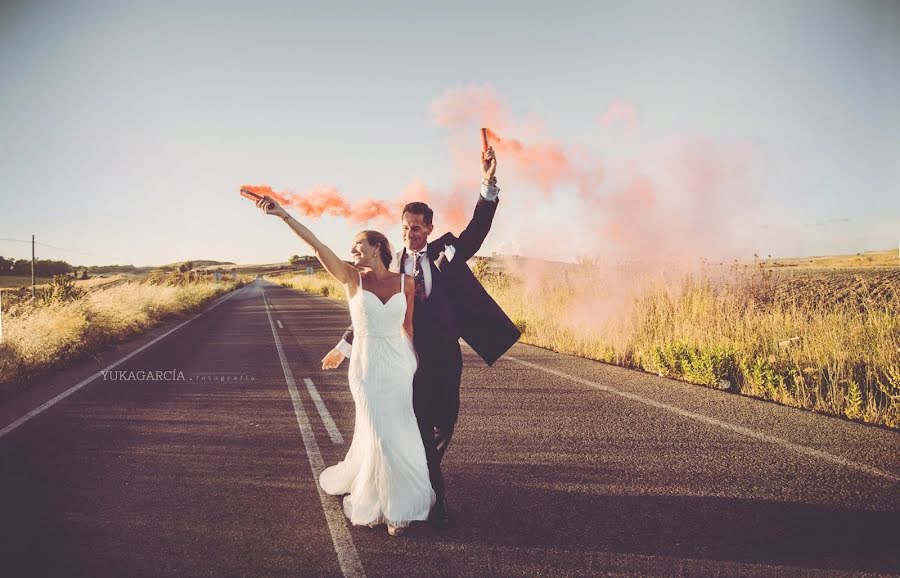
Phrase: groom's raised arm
[{"left": 451, "top": 147, "right": 501, "bottom": 262}]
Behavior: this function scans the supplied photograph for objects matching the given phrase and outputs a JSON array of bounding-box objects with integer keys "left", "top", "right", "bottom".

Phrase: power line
[{"left": 0, "top": 237, "right": 126, "bottom": 262}]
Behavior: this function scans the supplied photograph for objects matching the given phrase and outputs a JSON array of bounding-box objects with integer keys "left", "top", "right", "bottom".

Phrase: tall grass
[
  {"left": 480, "top": 264, "right": 900, "bottom": 430},
  {"left": 271, "top": 272, "right": 348, "bottom": 301},
  {"left": 0, "top": 277, "right": 246, "bottom": 399},
  {"left": 274, "top": 265, "right": 900, "bottom": 429}
]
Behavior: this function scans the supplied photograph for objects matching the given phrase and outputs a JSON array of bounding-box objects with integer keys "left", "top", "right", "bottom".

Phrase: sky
[{"left": 0, "top": 0, "right": 897, "bottom": 268}]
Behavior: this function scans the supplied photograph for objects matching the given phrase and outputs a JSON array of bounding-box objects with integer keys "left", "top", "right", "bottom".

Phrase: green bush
[{"left": 645, "top": 340, "right": 737, "bottom": 387}]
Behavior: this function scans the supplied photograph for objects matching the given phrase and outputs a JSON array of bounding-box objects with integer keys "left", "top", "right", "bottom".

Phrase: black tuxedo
[{"left": 341, "top": 195, "right": 520, "bottom": 498}]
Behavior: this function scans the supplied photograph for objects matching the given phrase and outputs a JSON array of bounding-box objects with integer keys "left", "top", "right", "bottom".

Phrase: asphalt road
[{"left": 1, "top": 279, "right": 898, "bottom": 577}]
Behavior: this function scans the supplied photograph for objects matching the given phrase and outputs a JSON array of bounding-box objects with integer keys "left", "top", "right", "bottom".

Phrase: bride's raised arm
[{"left": 253, "top": 195, "right": 356, "bottom": 285}]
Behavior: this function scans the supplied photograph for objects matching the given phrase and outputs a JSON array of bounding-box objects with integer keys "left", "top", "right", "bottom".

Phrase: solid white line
[
  {"left": 304, "top": 378, "right": 344, "bottom": 444},
  {"left": 277, "top": 320, "right": 283, "bottom": 329},
  {"left": 262, "top": 289, "right": 365, "bottom": 578},
  {"left": 0, "top": 284, "right": 249, "bottom": 440},
  {"left": 503, "top": 354, "right": 900, "bottom": 483}
]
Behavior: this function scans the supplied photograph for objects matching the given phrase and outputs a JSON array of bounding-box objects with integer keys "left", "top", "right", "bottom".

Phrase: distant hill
[
  {"left": 160, "top": 260, "right": 236, "bottom": 270},
  {"left": 83, "top": 264, "right": 155, "bottom": 274}
]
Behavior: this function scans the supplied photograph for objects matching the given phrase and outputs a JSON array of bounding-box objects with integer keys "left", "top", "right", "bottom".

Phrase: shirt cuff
[
  {"left": 480, "top": 182, "right": 500, "bottom": 201},
  {"left": 336, "top": 339, "right": 352, "bottom": 358}
]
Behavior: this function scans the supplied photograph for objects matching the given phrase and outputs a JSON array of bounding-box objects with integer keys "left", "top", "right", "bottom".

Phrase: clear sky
[{"left": 1, "top": 0, "right": 897, "bottom": 267}]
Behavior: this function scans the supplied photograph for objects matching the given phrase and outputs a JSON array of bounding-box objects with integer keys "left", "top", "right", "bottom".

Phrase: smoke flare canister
[
  {"left": 240, "top": 187, "right": 274, "bottom": 211},
  {"left": 481, "top": 128, "right": 489, "bottom": 153}
]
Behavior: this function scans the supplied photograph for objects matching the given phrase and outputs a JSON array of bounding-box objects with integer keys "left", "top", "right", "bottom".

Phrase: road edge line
[
  {"left": 503, "top": 354, "right": 900, "bottom": 483},
  {"left": 0, "top": 283, "right": 249, "bottom": 440}
]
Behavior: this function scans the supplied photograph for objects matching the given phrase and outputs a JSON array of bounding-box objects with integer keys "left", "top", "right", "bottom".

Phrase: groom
[{"left": 322, "top": 146, "right": 520, "bottom": 527}]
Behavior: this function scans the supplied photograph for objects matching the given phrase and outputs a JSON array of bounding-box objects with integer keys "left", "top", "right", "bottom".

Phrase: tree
[
  {"left": 289, "top": 254, "right": 302, "bottom": 266},
  {"left": 12, "top": 259, "right": 30, "bottom": 274},
  {"left": 37, "top": 259, "right": 73, "bottom": 277}
]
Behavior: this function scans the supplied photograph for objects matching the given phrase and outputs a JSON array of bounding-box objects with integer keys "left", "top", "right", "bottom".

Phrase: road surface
[{"left": 1, "top": 279, "right": 898, "bottom": 577}]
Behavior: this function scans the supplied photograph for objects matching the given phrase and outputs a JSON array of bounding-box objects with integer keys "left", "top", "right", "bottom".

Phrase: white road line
[
  {"left": 277, "top": 320, "right": 283, "bottom": 329},
  {"left": 262, "top": 289, "right": 365, "bottom": 578},
  {"left": 504, "top": 354, "right": 900, "bottom": 483},
  {"left": 304, "top": 378, "right": 344, "bottom": 444},
  {"left": 0, "top": 284, "right": 249, "bottom": 440}
]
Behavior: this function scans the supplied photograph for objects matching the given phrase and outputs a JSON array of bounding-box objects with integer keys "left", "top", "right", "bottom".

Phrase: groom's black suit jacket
[{"left": 341, "top": 196, "right": 520, "bottom": 368}]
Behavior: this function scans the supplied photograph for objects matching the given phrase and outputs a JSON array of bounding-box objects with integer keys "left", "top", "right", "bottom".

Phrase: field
[
  {"left": 0, "top": 275, "right": 248, "bottom": 400},
  {"left": 758, "top": 248, "right": 898, "bottom": 269},
  {"left": 0, "top": 276, "right": 51, "bottom": 289},
  {"left": 0, "top": 273, "right": 135, "bottom": 291},
  {"left": 272, "top": 248, "right": 900, "bottom": 430}
]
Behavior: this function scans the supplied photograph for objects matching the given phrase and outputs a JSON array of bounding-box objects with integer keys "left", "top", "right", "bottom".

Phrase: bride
[{"left": 252, "top": 196, "right": 434, "bottom": 536}]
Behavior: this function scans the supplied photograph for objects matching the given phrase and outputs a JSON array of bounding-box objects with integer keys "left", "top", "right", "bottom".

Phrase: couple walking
[{"left": 252, "top": 146, "right": 520, "bottom": 535}]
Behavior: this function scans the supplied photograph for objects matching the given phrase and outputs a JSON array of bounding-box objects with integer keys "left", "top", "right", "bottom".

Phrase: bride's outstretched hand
[
  {"left": 255, "top": 195, "right": 290, "bottom": 220},
  {"left": 321, "top": 348, "right": 346, "bottom": 370}
]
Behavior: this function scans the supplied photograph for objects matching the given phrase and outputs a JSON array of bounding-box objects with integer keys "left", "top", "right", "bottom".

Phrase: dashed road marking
[
  {"left": 263, "top": 289, "right": 365, "bottom": 578},
  {"left": 304, "top": 378, "right": 344, "bottom": 444}
]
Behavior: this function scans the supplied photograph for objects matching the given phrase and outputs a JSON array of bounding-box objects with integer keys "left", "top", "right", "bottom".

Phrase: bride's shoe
[{"left": 387, "top": 524, "right": 405, "bottom": 537}]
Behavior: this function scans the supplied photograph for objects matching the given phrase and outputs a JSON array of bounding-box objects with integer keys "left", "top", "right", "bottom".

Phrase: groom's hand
[
  {"left": 482, "top": 146, "right": 497, "bottom": 185},
  {"left": 321, "top": 348, "right": 346, "bottom": 370}
]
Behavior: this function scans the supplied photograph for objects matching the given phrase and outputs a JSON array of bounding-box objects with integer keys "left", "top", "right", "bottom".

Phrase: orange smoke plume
[
  {"left": 481, "top": 128, "right": 601, "bottom": 198},
  {"left": 240, "top": 184, "right": 395, "bottom": 225},
  {"left": 430, "top": 85, "right": 758, "bottom": 265}
]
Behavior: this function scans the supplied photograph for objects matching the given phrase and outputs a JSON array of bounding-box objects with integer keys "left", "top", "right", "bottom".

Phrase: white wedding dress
[{"left": 319, "top": 271, "right": 435, "bottom": 528}]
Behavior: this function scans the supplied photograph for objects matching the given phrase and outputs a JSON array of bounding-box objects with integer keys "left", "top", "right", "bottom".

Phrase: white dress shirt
[{"left": 335, "top": 181, "right": 499, "bottom": 358}]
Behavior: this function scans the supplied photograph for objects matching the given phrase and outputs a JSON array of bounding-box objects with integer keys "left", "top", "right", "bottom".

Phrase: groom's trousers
[{"left": 412, "top": 339, "right": 463, "bottom": 499}]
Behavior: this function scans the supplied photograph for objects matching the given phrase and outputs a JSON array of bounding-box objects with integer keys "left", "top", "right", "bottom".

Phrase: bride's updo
[{"left": 357, "top": 230, "right": 393, "bottom": 269}]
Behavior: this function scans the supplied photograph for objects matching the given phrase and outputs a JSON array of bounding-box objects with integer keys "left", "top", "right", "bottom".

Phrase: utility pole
[{"left": 31, "top": 234, "right": 35, "bottom": 300}]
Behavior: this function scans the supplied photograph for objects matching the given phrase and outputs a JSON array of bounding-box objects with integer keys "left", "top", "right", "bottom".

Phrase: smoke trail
[{"left": 240, "top": 184, "right": 395, "bottom": 225}]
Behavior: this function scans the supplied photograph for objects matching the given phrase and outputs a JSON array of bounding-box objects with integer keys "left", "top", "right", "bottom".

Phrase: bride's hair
[{"left": 357, "top": 230, "right": 393, "bottom": 269}]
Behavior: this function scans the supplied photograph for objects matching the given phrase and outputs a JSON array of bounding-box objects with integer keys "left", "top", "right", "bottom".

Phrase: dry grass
[
  {"left": 481, "top": 263, "right": 900, "bottom": 430},
  {"left": 0, "top": 277, "right": 246, "bottom": 400},
  {"left": 274, "top": 260, "right": 900, "bottom": 430},
  {"left": 269, "top": 272, "right": 348, "bottom": 301},
  {"left": 759, "top": 248, "right": 898, "bottom": 269}
]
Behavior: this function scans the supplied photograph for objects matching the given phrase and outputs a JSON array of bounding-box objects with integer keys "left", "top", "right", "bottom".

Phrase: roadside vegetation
[
  {"left": 0, "top": 271, "right": 248, "bottom": 400},
  {"left": 272, "top": 249, "right": 900, "bottom": 430}
]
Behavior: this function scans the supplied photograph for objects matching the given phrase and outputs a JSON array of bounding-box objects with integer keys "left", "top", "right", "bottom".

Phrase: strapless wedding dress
[{"left": 319, "top": 272, "right": 434, "bottom": 528}]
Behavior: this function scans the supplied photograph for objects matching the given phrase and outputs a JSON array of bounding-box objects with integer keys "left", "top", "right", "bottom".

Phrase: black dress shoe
[{"left": 429, "top": 496, "right": 449, "bottom": 528}]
